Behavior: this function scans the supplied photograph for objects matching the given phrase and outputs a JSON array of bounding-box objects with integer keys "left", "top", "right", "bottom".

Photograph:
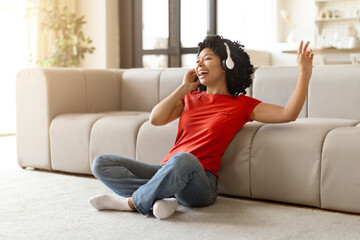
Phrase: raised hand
[
  {"left": 182, "top": 68, "right": 201, "bottom": 92},
  {"left": 297, "top": 41, "right": 314, "bottom": 77}
]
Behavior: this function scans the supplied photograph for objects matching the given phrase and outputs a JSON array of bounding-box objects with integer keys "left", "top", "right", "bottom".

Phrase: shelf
[
  {"left": 315, "top": 0, "right": 360, "bottom": 5},
  {"left": 283, "top": 47, "right": 360, "bottom": 54},
  {"left": 315, "top": 17, "right": 360, "bottom": 23}
]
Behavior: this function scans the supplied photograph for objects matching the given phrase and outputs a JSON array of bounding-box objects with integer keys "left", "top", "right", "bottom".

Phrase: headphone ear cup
[
  {"left": 223, "top": 42, "right": 235, "bottom": 71},
  {"left": 222, "top": 59, "right": 229, "bottom": 71}
]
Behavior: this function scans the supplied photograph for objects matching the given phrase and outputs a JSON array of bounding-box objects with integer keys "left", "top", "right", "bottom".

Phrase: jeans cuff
[{"left": 132, "top": 195, "right": 147, "bottom": 215}]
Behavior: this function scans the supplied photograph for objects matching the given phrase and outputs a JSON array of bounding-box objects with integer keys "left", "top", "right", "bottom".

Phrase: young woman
[{"left": 89, "top": 35, "right": 314, "bottom": 220}]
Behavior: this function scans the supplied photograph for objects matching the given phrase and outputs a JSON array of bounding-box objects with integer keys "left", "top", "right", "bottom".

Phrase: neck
[
  {"left": 206, "top": 86, "right": 231, "bottom": 95},
  {"left": 203, "top": 72, "right": 230, "bottom": 95}
]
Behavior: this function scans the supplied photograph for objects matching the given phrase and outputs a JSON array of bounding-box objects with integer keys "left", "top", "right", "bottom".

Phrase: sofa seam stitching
[{"left": 248, "top": 124, "right": 264, "bottom": 199}]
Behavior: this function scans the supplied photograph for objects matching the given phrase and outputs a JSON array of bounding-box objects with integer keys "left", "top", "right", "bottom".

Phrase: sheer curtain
[
  {"left": 0, "top": 0, "right": 77, "bottom": 135},
  {"left": 27, "top": 0, "right": 77, "bottom": 64},
  {"left": 0, "top": 1, "right": 27, "bottom": 135}
]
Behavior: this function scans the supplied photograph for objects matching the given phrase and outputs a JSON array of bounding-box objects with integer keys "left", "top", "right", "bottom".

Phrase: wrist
[
  {"left": 299, "top": 68, "right": 312, "bottom": 78},
  {"left": 179, "top": 83, "right": 195, "bottom": 94}
]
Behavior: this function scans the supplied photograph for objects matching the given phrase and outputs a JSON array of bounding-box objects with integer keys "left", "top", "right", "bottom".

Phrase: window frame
[{"left": 120, "top": 0, "right": 217, "bottom": 68}]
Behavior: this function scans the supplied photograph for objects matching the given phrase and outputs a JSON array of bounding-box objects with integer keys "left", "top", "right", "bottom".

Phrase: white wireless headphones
[{"left": 222, "top": 42, "right": 235, "bottom": 71}]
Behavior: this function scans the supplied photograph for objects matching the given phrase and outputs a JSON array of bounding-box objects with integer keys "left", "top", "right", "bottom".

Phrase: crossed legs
[{"left": 90, "top": 152, "right": 218, "bottom": 219}]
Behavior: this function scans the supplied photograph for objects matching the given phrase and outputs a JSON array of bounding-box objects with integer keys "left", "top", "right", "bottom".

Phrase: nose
[{"left": 196, "top": 59, "right": 204, "bottom": 69}]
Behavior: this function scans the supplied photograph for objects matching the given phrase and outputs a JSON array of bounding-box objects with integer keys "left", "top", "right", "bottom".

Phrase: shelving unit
[
  {"left": 315, "top": 17, "right": 360, "bottom": 23},
  {"left": 281, "top": 0, "right": 360, "bottom": 65},
  {"left": 314, "top": 0, "right": 360, "bottom": 43}
]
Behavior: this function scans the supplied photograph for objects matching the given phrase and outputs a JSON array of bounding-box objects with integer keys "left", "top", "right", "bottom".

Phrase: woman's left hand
[{"left": 297, "top": 41, "right": 314, "bottom": 77}]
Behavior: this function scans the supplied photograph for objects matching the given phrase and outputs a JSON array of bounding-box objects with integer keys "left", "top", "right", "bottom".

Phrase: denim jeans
[{"left": 91, "top": 152, "right": 218, "bottom": 215}]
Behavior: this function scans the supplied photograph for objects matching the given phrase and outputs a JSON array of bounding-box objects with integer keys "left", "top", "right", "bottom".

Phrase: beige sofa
[{"left": 16, "top": 65, "right": 360, "bottom": 214}]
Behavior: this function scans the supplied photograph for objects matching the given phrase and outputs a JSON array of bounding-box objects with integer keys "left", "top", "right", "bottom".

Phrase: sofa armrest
[{"left": 15, "top": 67, "right": 123, "bottom": 170}]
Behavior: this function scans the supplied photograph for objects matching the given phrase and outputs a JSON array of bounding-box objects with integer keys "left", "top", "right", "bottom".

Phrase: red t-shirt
[{"left": 161, "top": 89, "right": 261, "bottom": 177}]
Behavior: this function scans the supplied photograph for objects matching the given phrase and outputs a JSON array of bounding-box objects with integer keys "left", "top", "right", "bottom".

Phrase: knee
[
  {"left": 168, "top": 152, "right": 202, "bottom": 172},
  {"left": 91, "top": 155, "right": 108, "bottom": 177}
]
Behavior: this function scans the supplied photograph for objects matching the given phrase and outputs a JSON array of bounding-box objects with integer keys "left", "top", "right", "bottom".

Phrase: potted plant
[{"left": 25, "top": 0, "right": 95, "bottom": 67}]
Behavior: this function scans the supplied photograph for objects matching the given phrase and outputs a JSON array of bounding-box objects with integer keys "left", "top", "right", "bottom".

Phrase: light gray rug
[{"left": 1, "top": 166, "right": 360, "bottom": 240}]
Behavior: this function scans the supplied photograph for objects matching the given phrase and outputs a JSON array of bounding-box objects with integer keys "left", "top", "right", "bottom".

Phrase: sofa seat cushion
[
  {"left": 89, "top": 113, "right": 150, "bottom": 168},
  {"left": 250, "top": 118, "right": 359, "bottom": 208},
  {"left": 321, "top": 124, "right": 360, "bottom": 213},
  {"left": 50, "top": 111, "right": 149, "bottom": 175},
  {"left": 50, "top": 113, "right": 107, "bottom": 174},
  {"left": 136, "top": 119, "right": 179, "bottom": 165}
]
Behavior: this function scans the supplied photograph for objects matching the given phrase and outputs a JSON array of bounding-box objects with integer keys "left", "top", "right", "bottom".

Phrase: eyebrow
[{"left": 196, "top": 53, "right": 214, "bottom": 60}]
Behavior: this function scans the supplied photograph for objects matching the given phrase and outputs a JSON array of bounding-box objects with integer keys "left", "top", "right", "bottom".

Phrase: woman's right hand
[
  {"left": 182, "top": 68, "right": 201, "bottom": 92},
  {"left": 150, "top": 69, "right": 198, "bottom": 126}
]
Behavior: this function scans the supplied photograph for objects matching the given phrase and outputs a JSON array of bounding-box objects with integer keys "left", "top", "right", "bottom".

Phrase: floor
[
  {"left": 1, "top": 135, "right": 360, "bottom": 239},
  {"left": 0, "top": 135, "right": 18, "bottom": 170}
]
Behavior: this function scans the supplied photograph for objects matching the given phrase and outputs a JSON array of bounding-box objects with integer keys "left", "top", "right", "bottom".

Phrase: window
[
  {"left": 119, "top": 0, "right": 275, "bottom": 68},
  {"left": 120, "top": 0, "right": 216, "bottom": 68},
  {"left": 136, "top": 0, "right": 215, "bottom": 68}
]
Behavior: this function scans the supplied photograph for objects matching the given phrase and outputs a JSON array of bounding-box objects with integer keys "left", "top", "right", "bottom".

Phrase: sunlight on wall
[
  {"left": 217, "top": 0, "right": 277, "bottom": 50},
  {"left": 0, "top": 0, "right": 28, "bottom": 134}
]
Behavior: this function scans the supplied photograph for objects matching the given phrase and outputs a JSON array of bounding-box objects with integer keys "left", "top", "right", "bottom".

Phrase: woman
[{"left": 89, "top": 35, "right": 314, "bottom": 220}]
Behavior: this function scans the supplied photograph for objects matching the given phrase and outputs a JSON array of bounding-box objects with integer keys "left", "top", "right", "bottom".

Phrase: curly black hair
[{"left": 197, "top": 35, "right": 254, "bottom": 96}]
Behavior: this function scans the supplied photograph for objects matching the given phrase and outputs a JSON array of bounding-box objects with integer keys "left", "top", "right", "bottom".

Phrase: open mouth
[{"left": 198, "top": 70, "right": 209, "bottom": 78}]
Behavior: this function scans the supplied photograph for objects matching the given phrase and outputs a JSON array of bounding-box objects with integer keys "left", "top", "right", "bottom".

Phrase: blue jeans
[{"left": 91, "top": 152, "right": 218, "bottom": 215}]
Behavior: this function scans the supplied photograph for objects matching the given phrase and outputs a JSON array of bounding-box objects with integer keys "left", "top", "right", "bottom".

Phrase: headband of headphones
[{"left": 222, "top": 42, "right": 235, "bottom": 71}]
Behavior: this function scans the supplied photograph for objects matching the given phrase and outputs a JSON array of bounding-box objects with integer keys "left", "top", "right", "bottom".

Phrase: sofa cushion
[
  {"left": 218, "top": 121, "right": 264, "bottom": 198},
  {"left": 253, "top": 66, "right": 307, "bottom": 118},
  {"left": 16, "top": 68, "right": 87, "bottom": 170},
  {"left": 120, "top": 69, "right": 161, "bottom": 112},
  {"left": 80, "top": 69, "right": 122, "bottom": 113},
  {"left": 89, "top": 112, "right": 150, "bottom": 168},
  {"left": 136, "top": 119, "right": 179, "bottom": 165},
  {"left": 159, "top": 68, "right": 188, "bottom": 101},
  {"left": 50, "top": 113, "right": 107, "bottom": 174},
  {"left": 321, "top": 125, "right": 360, "bottom": 213},
  {"left": 309, "top": 65, "right": 360, "bottom": 120},
  {"left": 250, "top": 118, "right": 359, "bottom": 207}
]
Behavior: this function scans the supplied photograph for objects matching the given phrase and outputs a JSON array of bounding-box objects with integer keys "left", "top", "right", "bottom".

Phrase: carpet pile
[{"left": 1, "top": 166, "right": 360, "bottom": 240}]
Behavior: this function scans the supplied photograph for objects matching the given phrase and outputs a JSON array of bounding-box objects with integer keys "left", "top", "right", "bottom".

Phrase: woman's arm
[
  {"left": 150, "top": 69, "right": 200, "bottom": 126},
  {"left": 250, "top": 41, "right": 314, "bottom": 123}
]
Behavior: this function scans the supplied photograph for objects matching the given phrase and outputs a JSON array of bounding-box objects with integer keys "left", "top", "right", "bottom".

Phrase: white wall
[
  {"left": 271, "top": 0, "right": 316, "bottom": 66},
  {"left": 216, "top": 0, "right": 316, "bottom": 66},
  {"left": 78, "top": 0, "right": 119, "bottom": 68}
]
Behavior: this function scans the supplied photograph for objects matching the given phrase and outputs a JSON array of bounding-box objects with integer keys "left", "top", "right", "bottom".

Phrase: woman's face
[{"left": 195, "top": 48, "right": 226, "bottom": 88}]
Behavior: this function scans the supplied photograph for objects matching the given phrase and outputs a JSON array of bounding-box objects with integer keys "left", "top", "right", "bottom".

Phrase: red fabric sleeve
[{"left": 244, "top": 96, "right": 261, "bottom": 122}]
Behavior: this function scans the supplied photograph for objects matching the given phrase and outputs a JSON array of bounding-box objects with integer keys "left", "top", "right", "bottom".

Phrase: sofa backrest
[
  {"left": 253, "top": 65, "right": 360, "bottom": 121},
  {"left": 118, "top": 65, "right": 360, "bottom": 121},
  {"left": 252, "top": 66, "right": 307, "bottom": 118},
  {"left": 308, "top": 65, "right": 360, "bottom": 120},
  {"left": 120, "top": 68, "right": 188, "bottom": 112}
]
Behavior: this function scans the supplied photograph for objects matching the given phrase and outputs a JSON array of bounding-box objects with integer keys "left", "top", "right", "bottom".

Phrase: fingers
[
  {"left": 303, "top": 41, "right": 310, "bottom": 53},
  {"left": 185, "top": 68, "right": 199, "bottom": 84},
  {"left": 188, "top": 68, "right": 196, "bottom": 75},
  {"left": 298, "top": 40, "right": 314, "bottom": 60},
  {"left": 187, "top": 69, "right": 196, "bottom": 78},
  {"left": 298, "top": 41, "right": 303, "bottom": 55},
  {"left": 298, "top": 40, "right": 311, "bottom": 54},
  {"left": 309, "top": 50, "right": 314, "bottom": 60}
]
